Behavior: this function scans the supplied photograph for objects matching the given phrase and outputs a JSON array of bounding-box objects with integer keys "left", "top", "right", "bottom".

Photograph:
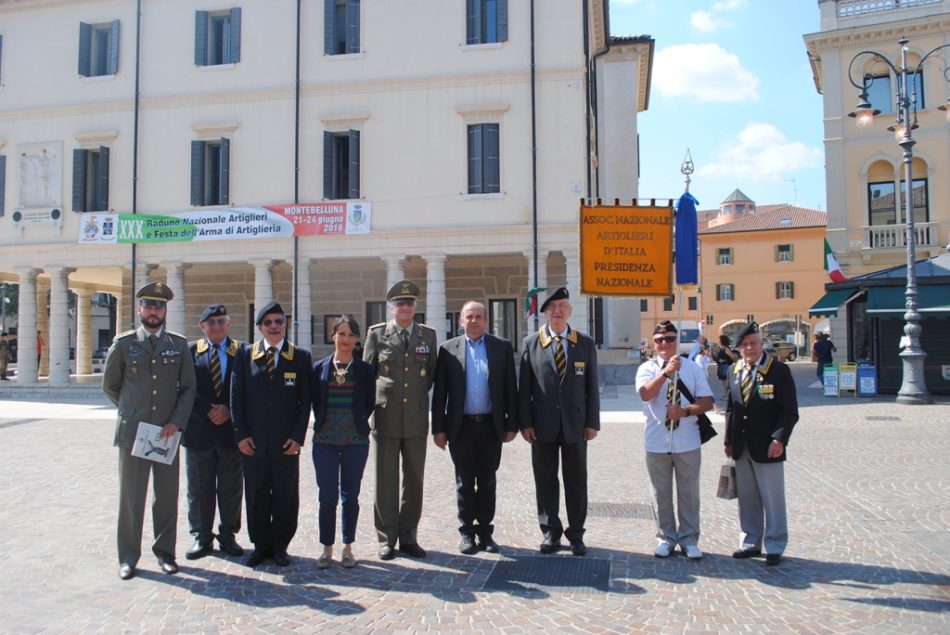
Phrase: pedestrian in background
[
  {"left": 311, "top": 315, "right": 376, "bottom": 569},
  {"left": 812, "top": 332, "right": 837, "bottom": 385}
]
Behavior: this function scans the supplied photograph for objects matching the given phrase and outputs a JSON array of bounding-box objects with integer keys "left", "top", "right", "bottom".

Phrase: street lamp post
[{"left": 847, "top": 38, "right": 949, "bottom": 405}]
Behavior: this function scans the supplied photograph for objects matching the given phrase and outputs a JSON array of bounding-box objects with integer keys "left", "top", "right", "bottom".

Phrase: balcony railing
[
  {"left": 862, "top": 221, "right": 939, "bottom": 250},
  {"left": 838, "top": 0, "right": 941, "bottom": 18}
]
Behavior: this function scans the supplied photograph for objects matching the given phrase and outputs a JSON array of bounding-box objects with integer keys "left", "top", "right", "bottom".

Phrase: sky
[{"left": 608, "top": 0, "right": 826, "bottom": 212}]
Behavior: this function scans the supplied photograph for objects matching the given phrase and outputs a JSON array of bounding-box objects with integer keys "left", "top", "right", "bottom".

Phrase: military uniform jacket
[
  {"left": 183, "top": 337, "right": 240, "bottom": 450},
  {"left": 363, "top": 320, "right": 437, "bottom": 438},
  {"left": 518, "top": 325, "right": 601, "bottom": 444},
  {"left": 725, "top": 354, "right": 799, "bottom": 463},
  {"left": 102, "top": 326, "right": 197, "bottom": 448},
  {"left": 230, "top": 340, "right": 312, "bottom": 457}
]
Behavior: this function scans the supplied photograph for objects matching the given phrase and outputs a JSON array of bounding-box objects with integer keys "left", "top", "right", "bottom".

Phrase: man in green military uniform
[
  {"left": 363, "top": 280, "right": 438, "bottom": 560},
  {"left": 102, "top": 282, "right": 197, "bottom": 580}
]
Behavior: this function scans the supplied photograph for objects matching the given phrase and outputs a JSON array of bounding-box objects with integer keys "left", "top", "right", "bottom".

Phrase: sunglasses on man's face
[
  {"left": 262, "top": 318, "right": 285, "bottom": 327},
  {"left": 653, "top": 335, "right": 677, "bottom": 344}
]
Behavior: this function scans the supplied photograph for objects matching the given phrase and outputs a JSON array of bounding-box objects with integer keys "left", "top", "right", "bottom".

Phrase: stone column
[
  {"left": 46, "top": 266, "right": 75, "bottom": 386},
  {"left": 294, "top": 259, "right": 313, "bottom": 350},
  {"left": 249, "top": 259, "right": 275, "bottom": 318},
  {"left": 383, "top": 255, "right": 405, "bottom": 292},
  {"left": 164, "top": 262, "right": 190, "bottom": 335},
  {"left": 524, "top": 249, "right": 548, "bottom": 337},
  {"left": 36, "top": 281, "right": 49, "bottom": 377},
  {"left": 75, "top": 289, "right": 93, "bottom": 375},
  {"left": 13, "top": 268, "right": 39, "bottom": 384},
  {"left": 563, "top": 249, "right": 589, "bottom": 337},
  {"left": 423, "top": 254, "right": 447, "bottom": 344}
]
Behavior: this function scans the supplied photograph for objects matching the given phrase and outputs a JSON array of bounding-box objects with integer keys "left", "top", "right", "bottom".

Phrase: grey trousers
[
  {"left": 117, "top": 446, "right": 180, "bottom": 566},
  {"left": 645, "top": 448, "right": 702, "bottom": 548},
  {"left": 734, "top": 451, "right": 788, "bottom": 555},
  {"left": 373, "top": 435, "right": 426, "bottom": 546}
]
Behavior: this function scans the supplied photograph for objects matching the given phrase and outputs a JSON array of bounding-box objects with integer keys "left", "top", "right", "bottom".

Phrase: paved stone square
[{"left": 0, "top": 365, "right": 947, "bottom": 634}]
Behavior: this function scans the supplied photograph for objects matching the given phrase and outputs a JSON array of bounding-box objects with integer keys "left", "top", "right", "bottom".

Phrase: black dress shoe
[
  {"left": 118, "top": 564, "right": 135, "bottom": 580},
  {"left": 273, "top": 551, "right": 291, "bottom": 567},
  {"left": 539, "top": 536, "right": 561, "bottom": 554},
  {"left": 766, "top": 553, "right": 782, "bottom": 566},
  {"left": 570, "top": 540, "right": 588, "bottom": 556},
  {"left": 458, "top": 535, "right": 479, "bottom": 555},
  {"left": 378, "top": 545, "right": 396, "bottom": 560},
  {"left": 399, "top": 543, "right": 426, "bottom": 558},
  {"left": 732, "top": 548, "right": 762, "bottom": 559},
  {"left": 217, "top": 535, "right": 245, "bottom": 557},
  {"left": 186, "top": 539, "right": 213, "bottom": 560},
  {"left": 157, "top": 556, "right": 179, "bottom": 574},
  {"left": 246, "top": 549, "right": 268, "bottom": 567},
  {"left": 479, "top": 537, "right": 500, "bottom": 553}
]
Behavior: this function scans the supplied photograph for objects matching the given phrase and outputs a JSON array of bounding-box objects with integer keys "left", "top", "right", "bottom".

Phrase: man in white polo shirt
[{"left": 635, "top": 320, "right": 715, "bottom": 560}]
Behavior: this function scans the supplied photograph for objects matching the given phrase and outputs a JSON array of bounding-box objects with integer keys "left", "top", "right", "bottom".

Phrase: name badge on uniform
[
  {"left": 284, "top": 371, "right": 297, "bottom": 387},
  {"left": 160, "top": 350, "right": 181, "bottom": 365},
  {"left": 574, "top": 361, "right": 586, "bottom": 376},
  {"left": 128, "top": 345, "right": 142, "bottom": 357}
]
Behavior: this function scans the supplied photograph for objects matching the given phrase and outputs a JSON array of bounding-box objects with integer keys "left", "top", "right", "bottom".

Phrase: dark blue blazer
[
  {"left": 231, "top": 340, "right": 312, "bottom": 457},
  {"left": 184, "top": 337, "right": 240, "bottom": 450},
  {"left": 311, "top": 354, "right": 376, "bottom": 437},
  {"left": 725, "top": 354, "right": 799, "bottom": 463}
]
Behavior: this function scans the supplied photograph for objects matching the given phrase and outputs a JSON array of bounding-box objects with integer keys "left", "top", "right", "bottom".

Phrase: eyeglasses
[
  {"left": 262, "top": 318, "right": 285, "bottom": 327},
  {"left": 653, "top": 335, "right": 677, "bottom": 344}
]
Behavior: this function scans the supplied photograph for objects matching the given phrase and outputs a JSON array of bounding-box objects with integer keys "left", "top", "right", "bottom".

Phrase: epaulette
[
  {"left": 368, "top": 322, "right": 387, "bottom": 331},
  {"left": 417, "top": 323, "right": 436, "bottom": 332},
  {"left": 167, "top": 330, "right": 187, "bottom": 341},
  {"left": 114, "top": 329, "right": 136, "bottom": 342}
]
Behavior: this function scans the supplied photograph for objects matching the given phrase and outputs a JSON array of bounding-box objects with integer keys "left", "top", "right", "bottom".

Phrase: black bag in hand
[{"left": 676, "top": 378, "right": 717, "bottom": 444}]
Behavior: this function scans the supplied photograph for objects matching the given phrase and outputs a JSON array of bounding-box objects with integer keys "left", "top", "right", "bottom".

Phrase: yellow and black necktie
[
  {"left": 209, "top": 344, "right": 223, "bottom": 398},
  {"left": 741, "top": 366, "right": 754, "bottom": 404},
  {"left": 554, "top": 335, "right": 566, "bottom": 378},
  {"left": 266, "top": 346, "right": 277, "bottom": 379},
  {"left": 665, "top": 373, "right": 679, "bottom": 430}
]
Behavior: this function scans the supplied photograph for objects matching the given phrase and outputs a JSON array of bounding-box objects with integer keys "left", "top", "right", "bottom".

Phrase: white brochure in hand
[{"left": 130, "top": 421, "right": 181, "bottom": 465}]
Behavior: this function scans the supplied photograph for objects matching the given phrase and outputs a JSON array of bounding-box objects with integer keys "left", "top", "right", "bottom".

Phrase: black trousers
[
  {"left": 531, "top": 434, "right": 588, "bottom": 542},
  {"left": 185, "top": 443, "right": 244, "bottom": 544},
  {"left": 448, "top": 415, "right": 503, "bottom": 539},
  {"left": 243, "top": 453, "right": 299, "bottom": 553}
]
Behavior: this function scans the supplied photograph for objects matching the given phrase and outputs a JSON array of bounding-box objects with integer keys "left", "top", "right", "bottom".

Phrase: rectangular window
[
  {"left": 687, "top": 296, "right": 697, "bottom": 311},
  {"left": 662, "top": 296, "right": 673, "bottom": 312},
  {"left": 190, "top": 139, "right": 230, "bottom": 206},
  {"left": 868, "top": 180, "right": 896, "bottom": 226},
  {"left": 467, "top": 123, "right": 499, "bottom": 194},
  {"left": 899, "top": 178, "right": 928, "bottom": 224},
  {"left": 323, "top": 130, "right": 361, "bottom": 199},
  {"left": 716, "top": 284, "right": 734, "bottom": 302},
  {"left": 325, "top": 0, "right": 360, "bottom": 55},
  {"left": 195, "top": 8, "right": 241, "bottom": 66},
  {"left": 72, "top": 146, "right": 110, "bottom": 212},
  {"left": 466, "top": 0, "right": 508, "bottom": 45},
  {"left": 776, "top": 244, "right": 793, "bottom": 262},
  {"left": 79, "top": 20, "right": 119, "bottom": 77},
  {"left": 489, "top": 299, "right": 517, "bottom": 344},
  {"left": 445, "top": 311, "right": 461, "bottom": 340},
  {"left": 717, "top": 247, "right": 733, "bottom": 265},
  {"left": 776, "top": 281, "right": 794, "bottom": 300},
  {"left": 866, "top": 74, "right": 893, "bottom": 115},
  {"left": 911, "top": 69, "right": 925, "bottom": 110},
  {"left": 639, "top": 298, "right": 648, "bottom": 312},
  {"left": 366, "top": 301, "right": 386, "bottom": 330}
]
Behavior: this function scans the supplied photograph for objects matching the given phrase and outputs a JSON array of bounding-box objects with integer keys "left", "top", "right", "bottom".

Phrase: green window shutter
[
  {"left": 730, "top": 284, "right": 735, "bottom": 301},
  {"left": 347, "top": 129, "right": 360, "bottom": 199},
  {"left": 229, "top": 8, "right": 241, "bottom": 63},
  {"left": 775, "top": 282, "right": 781, "bottom": 299},
  {"left": 466, "top": 0, "right": 480, "bottom": 45},
  {"left": 190, "top": 140, "right": 204, "bottom": 205},
  {"left": 790, "top": 281, "right": 795, "bottom": 299},
  {"left": 774, "top": 244, "right": 780, "bottom": 261},
  {"left": 107, "top": 20, "right": 120, "bottom": 75},
  {"left": 728, "top": 247, "right": 733, "bottom": 263},
  {"left": 78, "top": 22, "right": 92, "bottom": 76},
  {"left": 788, "top": 244, "right": 794, "bottom": 261},
  {"left": 715, "top": 284, "right": 721, "bottom": 300},
  {"left": 324, "top": 0, "right": 335, "bottom": 55},
  {"left": 218, "top": 138, "right": 230, "bottom": 205},
  {"left": 73, "top": 149, "right": 87, "bottom": 211},
  {"left": 323, "top": 131, "right": 333, "bottom": 198},
  {"left": 497, "top": 0, "right": 508, "bottom": 42},
  {"left": 96, "top": 146, "right": 110, "bottom": 211},
  {"left": 346, "top": 0, "right": 360, "bottom": 54},
  {"left": 0, "top": 155, "right": 6, "bottom": 216},
  {"left": 194, "top": 11, "right": 208, "bottom": 66}
]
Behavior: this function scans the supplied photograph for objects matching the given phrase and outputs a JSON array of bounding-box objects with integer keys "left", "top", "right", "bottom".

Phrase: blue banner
[{"left": 674, "top": 192, "right": 699, "bottom": 285}]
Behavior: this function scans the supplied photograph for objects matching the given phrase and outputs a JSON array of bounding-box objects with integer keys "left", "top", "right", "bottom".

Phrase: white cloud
[
  {"left": 691, "top": 11, "right": 728, "bottom": 33},
  {"left": 696, "top": 123, "right": 823, "bottom": 182},
  {"left": 653, "top": 43, "right": 759, "bottom": 102},
  {"left": 712, "top": 0, "right": 748, "bottom": 10}
]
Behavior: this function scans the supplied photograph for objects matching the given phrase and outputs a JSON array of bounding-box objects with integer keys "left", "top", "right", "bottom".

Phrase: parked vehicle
[{"left": 764, "top": 337, "right": 797, "bottom": 362}]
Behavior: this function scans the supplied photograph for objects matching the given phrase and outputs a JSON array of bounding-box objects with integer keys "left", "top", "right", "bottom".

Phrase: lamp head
[{"left": 848, "top": 98, "right": 880, "bottom": 128}]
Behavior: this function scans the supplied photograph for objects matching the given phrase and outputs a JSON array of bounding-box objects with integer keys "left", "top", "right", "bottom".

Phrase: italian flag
[
  {"left": 524, "top": 287, "right": 547, "bottom": 318},
  {"left": 824, "top": 239, "right": 848, "bottom": 282}
]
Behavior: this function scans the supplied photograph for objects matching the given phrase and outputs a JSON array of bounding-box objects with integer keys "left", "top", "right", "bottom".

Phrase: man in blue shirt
[{"left": 432, "top": 301, "right": 518, "bottom": 554}]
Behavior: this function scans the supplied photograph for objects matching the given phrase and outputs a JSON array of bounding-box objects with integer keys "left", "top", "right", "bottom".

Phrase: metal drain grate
[
  {"left": 865, "top": 416, "right": 901, "bottom": 422},
  {"left": 587, "top": 502, "right": 655, "bottom": 520},
  {"left": 483, "top": 556, "right": 610, "bottom": 593}
]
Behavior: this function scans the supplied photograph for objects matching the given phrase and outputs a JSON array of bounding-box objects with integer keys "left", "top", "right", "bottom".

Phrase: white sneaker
[
  {"left": 654, "top": 542, "right": 672, "bottom": 558},
  {"left": 684, "top": 545, "right": 703, "bottom": 560}
]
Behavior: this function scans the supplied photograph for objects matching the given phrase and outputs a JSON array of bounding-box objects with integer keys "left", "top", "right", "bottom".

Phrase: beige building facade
[{"left": 0, "top": 0, "right": 653, "bottom": 384}]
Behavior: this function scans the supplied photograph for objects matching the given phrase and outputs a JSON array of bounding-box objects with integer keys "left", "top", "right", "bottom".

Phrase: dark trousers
[
  {"left": 448, "top": 416, "right": 503, "bottom": 539},
  {"left": 243, "top": 453, "right": 299, "bottom": 554},
  {"left": 185, "top": 443, "right": 244, "bottom": 544},
  {"left": 312, "top": 442, "right": 369, "bottom": 546},
  {"left": 531, "top": 435, "right": 588, "bottom": 543}
]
